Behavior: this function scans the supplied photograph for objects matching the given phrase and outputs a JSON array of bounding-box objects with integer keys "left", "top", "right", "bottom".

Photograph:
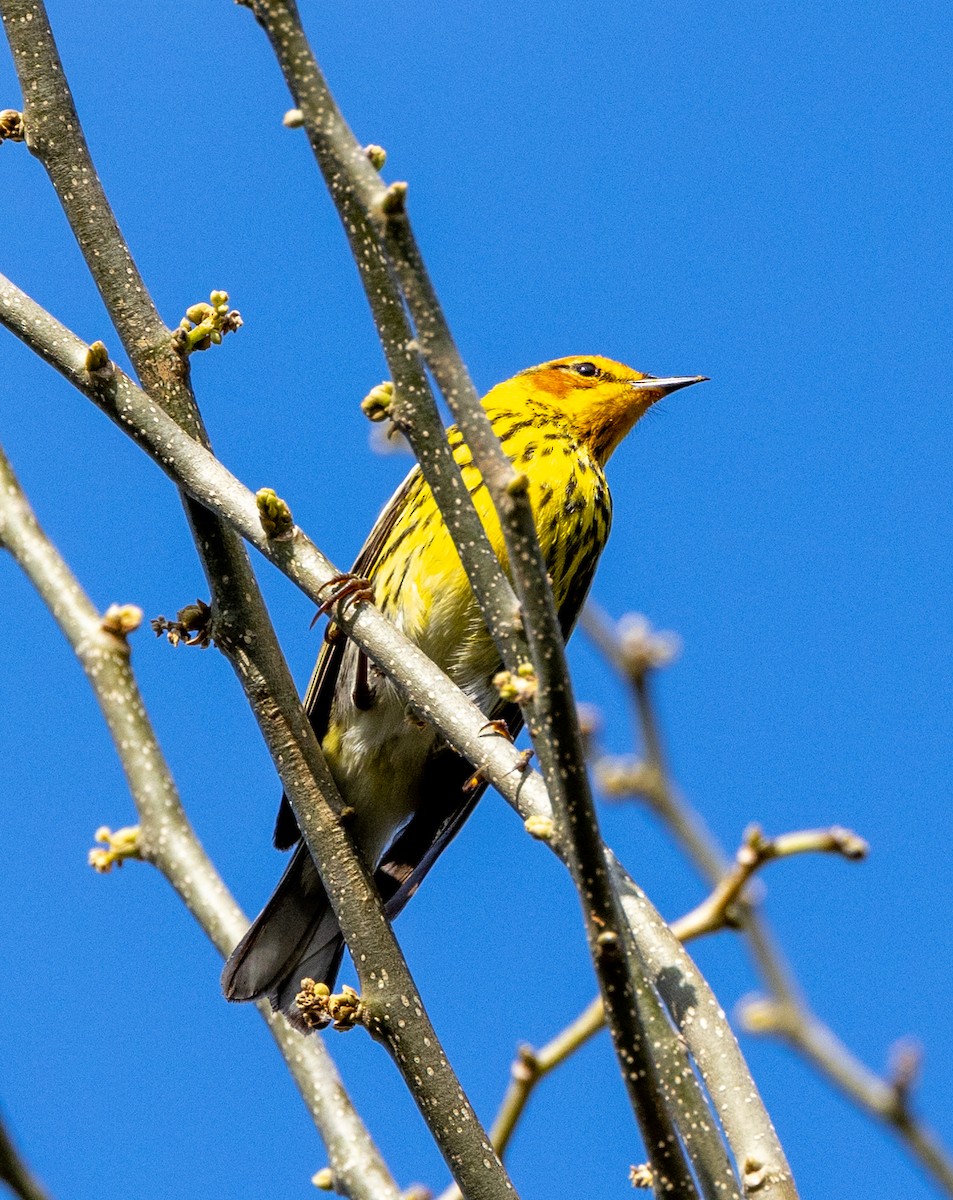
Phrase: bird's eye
[{"left": 573, "top": 361, "right": 600, "bottom": 378}]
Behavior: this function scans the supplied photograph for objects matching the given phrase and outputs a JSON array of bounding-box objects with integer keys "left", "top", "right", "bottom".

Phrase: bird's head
[{"left": 513, "top": 355, "right": 707, "bottom": 464}]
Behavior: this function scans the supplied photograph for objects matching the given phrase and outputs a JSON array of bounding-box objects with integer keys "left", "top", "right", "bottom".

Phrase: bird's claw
[{"left": 311, "top": 573, "right": 374, "bottom": 629}]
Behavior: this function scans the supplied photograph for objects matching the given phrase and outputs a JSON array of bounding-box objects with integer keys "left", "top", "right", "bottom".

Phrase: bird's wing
[
  {"left": 274, "top": 454, "right": 603, "bottom": 915},
  {"left": 272, "top": 465, "right": 423, "bottom": 851},
  {"left": 374, "top": 548, "right": 601, "bottom": 919}
]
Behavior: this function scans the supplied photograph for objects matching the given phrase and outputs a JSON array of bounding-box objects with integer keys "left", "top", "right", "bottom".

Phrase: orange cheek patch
[{"left": 526, "top": 368, "right": 576, "bottom": 401}]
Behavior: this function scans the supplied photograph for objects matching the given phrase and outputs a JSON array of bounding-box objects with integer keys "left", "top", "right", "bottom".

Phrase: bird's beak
[{"left": 627, "top": 375, "right": 709, "bottom": 396}]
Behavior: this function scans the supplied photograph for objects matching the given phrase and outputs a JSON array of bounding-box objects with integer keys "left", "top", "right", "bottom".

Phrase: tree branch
[
  {"left": 0, "top": 273, "right": 800, "bottom": 1196},
  {"left": 0, "top": 1110, "right": 50, "bottom": 1200},
  {"left": 738, "top": 1006, "right": 953, "bottom": 1195},
  {"left": 1, "top": 7, "right": 520, "bottom": 1189},
  {"left": 234, "top": 9, "right": 736, "bottom": 1184},
  {"left": 0, "top": 442, "right": 400, "bottom": 1200},
  {"left": 585, "top": 605, "right": 953, "bottom": 1198},
  {"left": 671, "top": 824, "right": 868, "bottom": 943},
  {"left": 434, "top": 998, "right": 605, "bottom": 1200},
  {"left": 443, "top": 821, "right": 857, "bottom": 1200},
  {"left": 240, "top": 0, "right": 528, "bottom": 675},
  {"left": 0, "top": 273, "right": 550, "bottom": 828}
]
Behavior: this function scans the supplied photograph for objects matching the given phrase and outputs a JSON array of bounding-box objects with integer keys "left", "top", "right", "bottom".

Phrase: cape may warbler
[{"left": 222, "top": 355, "right": 705, "bottom": 1027}]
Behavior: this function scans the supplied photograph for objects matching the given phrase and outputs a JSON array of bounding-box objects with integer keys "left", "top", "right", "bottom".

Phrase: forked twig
[
  {"left": 437, "top": 820, "right": 865, "bottom": 1200},
  {"left": 583, "top": 604, "right": 953, "bottom": 1198}
]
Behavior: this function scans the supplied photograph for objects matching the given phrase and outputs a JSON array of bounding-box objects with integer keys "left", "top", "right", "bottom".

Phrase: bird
[{"left": 222, "top": 355, "right": 706, "bottom": 1029}]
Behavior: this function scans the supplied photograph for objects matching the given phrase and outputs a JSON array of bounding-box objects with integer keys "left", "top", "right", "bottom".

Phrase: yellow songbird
[{"left": 222, "top": 356, "right": 705, "bottom": 1027}]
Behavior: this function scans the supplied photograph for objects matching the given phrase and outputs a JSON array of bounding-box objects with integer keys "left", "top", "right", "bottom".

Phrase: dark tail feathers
[{"left": 221, "top": 842, "right": 345, "bottom": 1030}]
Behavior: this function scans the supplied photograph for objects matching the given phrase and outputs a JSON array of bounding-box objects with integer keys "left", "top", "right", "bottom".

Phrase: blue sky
[{"left": 1, "top": 1, "right": 951, "bottom": 1198}]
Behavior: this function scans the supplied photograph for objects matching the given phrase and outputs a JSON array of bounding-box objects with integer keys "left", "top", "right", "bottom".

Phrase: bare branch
[
  {"left": 368, "top": 90, "right": 722, "bottom": 1200},
  {"left": 0, "top": 442, "right": 400, "bottom": 1200},
  {"left": 449, "top": 820, "right": 854, "bottom": 1200},
  {"left": 671, "top": 825, "right": 868, "bottom": 944},
  {"left": 0, "top": 0, "right": 198, "bottom": 430},
  {"left": 739, "top": 1004, "right": 953, "bottom": 1195},
  {"left": 585, "top": 605, "right": 953, "bottom": 1198},
  {"left": 240, "top": 0, "right": 528, "bottom": 675},
  {"left": 227, "top": 52, "right": 709, "bottom": 1183},
  {"left": 0, "top": 1111, "right": 51, "bottom": 1200},
  {"left": 1, "top": 5, "right": 517, "bottom": 1185},
  {"left": 435, "top": 998, "right": 605, "bottom": 1200},
  {"left": 0, "top": 274, "right": 796, "bottom": 1197},
  {"left": 0, "top": 272, "right": 552, "bottom": 830}
]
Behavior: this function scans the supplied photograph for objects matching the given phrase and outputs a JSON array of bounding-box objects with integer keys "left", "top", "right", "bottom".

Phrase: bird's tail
[{"left": 221, "top": 842, "right": 345, "bottom": 1029}]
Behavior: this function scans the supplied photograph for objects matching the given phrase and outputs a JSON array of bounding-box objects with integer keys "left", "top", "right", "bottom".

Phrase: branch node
[
  {"left": 296, "top": 980, "right": 366, "bottom": 1032},
  {"left": 828, "top": 826, "right": 869, "bottom": 861},
  {"left": 173, "top": 290, "right": 242, "bottom": 354},
  {"left": 505, "top": 471, "right": 529, "bottom": 496},
  {"left": 89, "top": 824, "right": 142, "bottom": 872},
  {"left": 616, "top": 613, "right": 681, "bottom": 680},
  {"left": 523, "top": 814, "right": 555, "bottom": 842},
  {"left": 594, "top": 756, "right": 665, "bottom": 804},
  {"left": 101, "top": 602, "right": 143, "bottom": 638},
  {"left": 151, "top": 598, "right": 213, "bottom": 648},
  {"left": 0, "top": 109, "right": 24, "bottom": 143},
  {"left": 596, "top": 929, "right": 620, "bottom": 956},
  {"left": 742, "top": 1156, "right": 768, "bottom": 1191},
  {"left": 628, "top": 1163, "right": 653, "bottom": 1189},
  {"left": 283, "top": 107, "right": 304, "bottom": 128},
  {"left": 736, "top": 994, "right": 793, "bottom": 1036},
  {"left": 361, "top": 380, "right": 395, "bottom": 423},
  {"left": 576, "top": 701, "right": 601, "bottom": 746},
  {"left": 84, "top": 339, "right": 113, "bottom": 374},
  {"left": 887, "top": 1038, "right": 923, "bottom": 1115},
  {"left": 512, "top": 1044, "right": 541, "bottom": 1083},
  {"left": 380, "top": 181, "right": 408, "bottom": 214},
  {"left": 311, "top": 1167, "right": 334, "bottom": 1190},
  {"left": 493, "top": 663, "right": 537, "bottom": 704},
  {"left": 364, "top": 143, "right": 387, "bottom": 171},
  {"left": 256, "top": 487, "right": 295, "bottom": 538}
]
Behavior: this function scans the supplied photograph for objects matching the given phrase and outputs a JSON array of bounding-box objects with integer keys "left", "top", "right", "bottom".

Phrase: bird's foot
[{"left": 310, "top": 573, "right": 374, "bottom": 630}]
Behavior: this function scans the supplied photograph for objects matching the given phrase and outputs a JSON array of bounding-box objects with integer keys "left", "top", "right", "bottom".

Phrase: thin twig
[
  {"left": 242, "top": 0, "right": 527, "bottom": 674},
  {"left": 0, "top": 7, "right": 520, "bottom": 1190},
  {"left": 0, "top": 273, "right": 799, "bottom": 1197},
  {"left": 584, "top": 604, "right": 953, "bottom": 1198},
  {"left": 739, "top": 1003, "right": 953, "bottom": 1195},
  {"left": 0, "top": 443, "right": 400, "bottom": 1200},
  {"left": 435, "top": 998, "right": 604, "bottom": 1200},
  {"left": 672, "top": 824, "right": 868, "bottom": 943},
  {"left": 443, "top": 823, "right": 859, "bottom": 1200},
  {"left": 0, "top": 1111, "right": 51, "bottom": 1200}
]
